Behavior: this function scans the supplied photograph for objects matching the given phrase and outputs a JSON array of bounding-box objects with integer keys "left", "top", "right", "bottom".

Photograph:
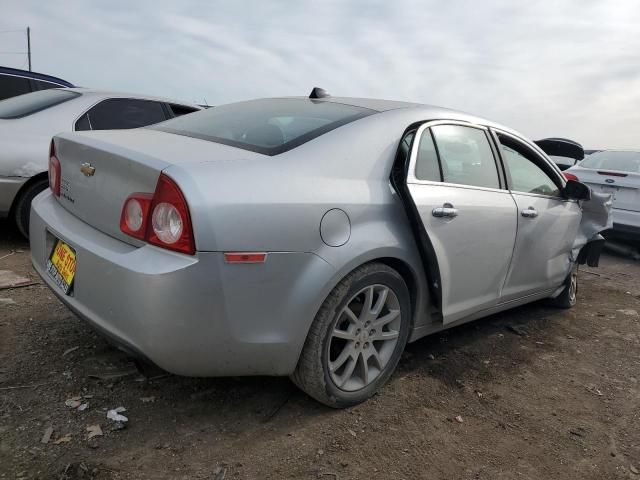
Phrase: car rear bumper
[
  {"left": 0, "top": 176, "right": 27, "bottom": 217},
  {"left": 611, "top": 208, "right": 640, "bottom": 238},
  {"left": 30, "top": 190, "right": 336, "bottom": 376}
]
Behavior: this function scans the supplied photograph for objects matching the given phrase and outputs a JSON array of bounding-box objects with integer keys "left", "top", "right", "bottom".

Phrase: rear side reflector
[
  {"left": 224, "top": 253, "right": 267, "bottom": 264},
  {"left": 49, "top": 140, "right": 61, "bottom": 197},
  {"left": 597, "top": 171, "right": 627, "bottom": 177},
  {"left": 563, "top": 172, "right": 579, "bottom": 182}
]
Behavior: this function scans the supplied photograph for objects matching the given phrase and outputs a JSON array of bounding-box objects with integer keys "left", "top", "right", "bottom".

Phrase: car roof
[
  {"left": 63, "top": 88, "right": 202, "bottom": 109},
  {"left": 0, "top": 66, "right": 74, "bottom": 87},
  {"left": 283, "top": 95, "right": 516, "bottom": 132}
]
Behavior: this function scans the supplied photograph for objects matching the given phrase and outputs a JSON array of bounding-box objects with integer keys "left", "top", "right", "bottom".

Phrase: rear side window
[
  {"left": 151, "top": 98, "right": 375, "bottom": 155},
  {"left": 431, "top": 125, "right": 500, "bottom": 189},
  {"left": 414, "top": 129, "right": 441, "bottom": 182},
  {"left": 79, "top": 98, "right": 168, "bottom": 130},
  {"left": 0, "top": 89, "right": 80, "bottom": 119},
  {"left": 0, "top": 74, "right": 31, "bottom": 101}
]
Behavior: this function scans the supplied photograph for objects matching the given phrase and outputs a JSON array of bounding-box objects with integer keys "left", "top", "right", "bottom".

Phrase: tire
[
  {"left": 292, "top": 262, "right": 411, "bottom": 408},
  {"left": 548, "top": 264, "right": 578, "bottom": 309},
  {"left": 13, "top": 179, "right": 48, "bottom": 239}
]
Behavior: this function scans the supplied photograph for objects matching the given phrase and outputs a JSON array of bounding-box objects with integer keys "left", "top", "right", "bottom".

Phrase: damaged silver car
[{"left": 30, "top": 89, "right": 611, "bottom": 407}]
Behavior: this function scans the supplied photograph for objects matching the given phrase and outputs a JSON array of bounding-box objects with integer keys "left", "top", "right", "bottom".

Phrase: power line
[
  {"left": 0, "top": 29, "right": 25, "bottom": 34},
  {"left": 0, "top": 51, "right": 27, "bottom": 54}
]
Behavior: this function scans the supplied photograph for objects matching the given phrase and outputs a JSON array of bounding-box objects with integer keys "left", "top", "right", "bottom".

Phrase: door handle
[
  {"left": 432, "top": 202, "right": 458, "bottom": 218},
  {"left": 521, "top": 207, "right": 538, "bottom": 218}
]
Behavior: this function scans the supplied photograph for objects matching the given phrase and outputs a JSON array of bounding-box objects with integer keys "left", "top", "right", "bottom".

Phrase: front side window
[
  {"left": 151, "top": 98, "right": 375, "bottom": 155},
  {"left": 0, "top": 88, "right": 80, "bottom": 118},
  {"left": 82, "top": 98, "right": 168, "bottom": 130},
  {"left": 431, "top": 125, "right": 500, "bottom": 189},
  {"left": 499, "top": 138, "right": 561, "bottom": 197}
]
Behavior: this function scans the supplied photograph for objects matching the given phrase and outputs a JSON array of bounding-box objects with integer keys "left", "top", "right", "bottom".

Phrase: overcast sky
[{"left": 2, "top": 0, "right": 640, "bottom": 148}]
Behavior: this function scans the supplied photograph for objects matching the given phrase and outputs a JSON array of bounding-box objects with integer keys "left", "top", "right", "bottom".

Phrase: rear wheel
[
  {"left": 292, "top": 263, "right": 411, "bottom": 408},
  {"left": 548, "top": 265, "right": 578, "bottom": 309},
  {"left": 13, "top": 179, "right": 48, "bottom": 239}
]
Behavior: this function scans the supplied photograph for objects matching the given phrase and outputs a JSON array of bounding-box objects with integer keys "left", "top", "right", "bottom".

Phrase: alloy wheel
[{"left": 327, "top": 284, "right": 402, "bottom": 391}]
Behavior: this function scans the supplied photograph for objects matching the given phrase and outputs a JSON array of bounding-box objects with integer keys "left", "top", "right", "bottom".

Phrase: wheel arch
[{"left": 9, "top": 171, "right": 48, "bottom": 217}]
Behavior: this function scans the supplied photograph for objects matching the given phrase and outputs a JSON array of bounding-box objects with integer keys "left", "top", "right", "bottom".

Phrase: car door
[
  {"left": 406, "top": 122, "right": 518, "bottom": 324},
  {"left": 494, "top": 130, "right": 582, "bottom": 302},
  {"left": 74, "top": 98, "right": 169, "bottom": 131}
]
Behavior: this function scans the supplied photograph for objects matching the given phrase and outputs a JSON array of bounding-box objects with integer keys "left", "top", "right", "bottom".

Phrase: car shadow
[{"left": 0, "top": 218, "right": 29, "bottom": 251}]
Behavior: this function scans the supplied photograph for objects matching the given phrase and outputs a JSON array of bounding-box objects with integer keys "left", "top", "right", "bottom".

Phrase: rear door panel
[
  {"left": 408, "top": 182, "right": 517, "bottom": 322},
  {"left": 404, "top": 122, "right": 518, "bottom": 325}
]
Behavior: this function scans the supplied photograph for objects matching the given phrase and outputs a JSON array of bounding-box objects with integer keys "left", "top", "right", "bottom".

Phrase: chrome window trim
[{"left": 408, "top": 120, "right": 506, "bottom": 192}]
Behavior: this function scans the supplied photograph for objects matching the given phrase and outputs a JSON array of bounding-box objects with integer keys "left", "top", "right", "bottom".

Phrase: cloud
[{"left": 2, "top": 0, "right": 640, "bottom": 148}]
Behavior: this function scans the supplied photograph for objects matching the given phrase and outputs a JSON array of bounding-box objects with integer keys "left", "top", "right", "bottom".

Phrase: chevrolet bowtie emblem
[{"left": 80, "top": 162, "right": 96, "bottom": 177}]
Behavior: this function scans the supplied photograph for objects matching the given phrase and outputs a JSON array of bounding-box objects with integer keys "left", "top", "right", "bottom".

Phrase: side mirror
[{"left": 563, "top": 179, "right": 591, "bottom": 201}]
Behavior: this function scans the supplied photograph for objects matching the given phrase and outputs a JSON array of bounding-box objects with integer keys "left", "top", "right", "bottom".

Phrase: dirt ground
[{"left": 1, "top": 219, "right": 639, "bottom": 480}]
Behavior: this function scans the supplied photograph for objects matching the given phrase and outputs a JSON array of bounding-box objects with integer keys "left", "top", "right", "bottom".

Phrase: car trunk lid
[
  {"left": 52, "top": 129, "right": 265, "bottom": 246},
  {"left": 574, "top": 167, "right": 639, "bottom": 213}
]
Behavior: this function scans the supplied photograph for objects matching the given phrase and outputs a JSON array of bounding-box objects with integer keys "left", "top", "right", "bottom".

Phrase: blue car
[{"left": 0, "top": 66, "right": 74, "bottom": 101}]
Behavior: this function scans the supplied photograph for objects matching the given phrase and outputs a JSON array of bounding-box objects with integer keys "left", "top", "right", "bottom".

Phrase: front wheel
[
  {"left": 548, "top": 265, "right": 578, "bottom": 309},
  {"left": 292, "top": 263, "right": 411, "bottom": 408}
]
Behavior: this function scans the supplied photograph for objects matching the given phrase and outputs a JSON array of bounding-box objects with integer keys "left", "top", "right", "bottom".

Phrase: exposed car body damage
[{"left": 573, "top": 190, "right": 613, "bottom": 267}]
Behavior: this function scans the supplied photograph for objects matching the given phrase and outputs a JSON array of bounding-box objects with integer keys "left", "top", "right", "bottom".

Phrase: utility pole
[{"left": 27, "top": 26, "right": 31, "bottom": 71}]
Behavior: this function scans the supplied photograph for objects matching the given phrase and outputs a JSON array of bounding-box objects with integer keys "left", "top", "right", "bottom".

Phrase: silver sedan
[{"left": 30, "top": 90, "right": 611, "bottom": 407}]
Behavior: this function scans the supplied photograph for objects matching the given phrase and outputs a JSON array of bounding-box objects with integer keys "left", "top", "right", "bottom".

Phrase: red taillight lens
[
  {"left": 119, "top": 193, "right": 152, "bottom": 240},
  {"left": 49, "top": 141, "right": 61, "bottom": 197},
  {"left": 120, "top": 173, "right": 195, "bottom": 255},
  {"left": 563, "top": 172, "right": 579, "bottom": 182}
]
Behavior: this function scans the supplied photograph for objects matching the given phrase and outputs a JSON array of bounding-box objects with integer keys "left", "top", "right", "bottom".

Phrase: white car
[
  {"left": 566, "top": 151, "right": 640, "bottom": 242},
  {"left": 0, "top": 88, "right": 201, "bottom": 236}
]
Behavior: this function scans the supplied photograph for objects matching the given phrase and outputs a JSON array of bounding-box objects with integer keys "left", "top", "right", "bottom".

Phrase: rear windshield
[
  {"left": 580, "top": 151, "right": 640, "bottom": 173},
  {"left": 0, "top": 89, "right": 80, "bottom": 119},
  {"left": 150, "top": 98, "right": 376, "bottom": 155}
]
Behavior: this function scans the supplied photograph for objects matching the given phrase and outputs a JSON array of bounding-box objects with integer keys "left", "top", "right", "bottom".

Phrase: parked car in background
[
  {"left": 0, "top": 66, "right": 73, "bottom": 101},
  {"left": 552, "top": 150, "right": 600, "bottom": 171},
  {"left": 0, "top": 88, "right": 202, "bottom": 236},
  {"left": 551, "top": 156, "right": 578, "bottom": 171},
  {"left": 566, "top": 150, "right": 640, "bottom": 242},
  {"left": 30, "top": 91, "right": 611, "bottom": 407}
]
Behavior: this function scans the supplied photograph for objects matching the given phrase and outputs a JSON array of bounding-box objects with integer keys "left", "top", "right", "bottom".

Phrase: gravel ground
[{"left": 1, "top": 219, "right": 639, "bottom": 480}]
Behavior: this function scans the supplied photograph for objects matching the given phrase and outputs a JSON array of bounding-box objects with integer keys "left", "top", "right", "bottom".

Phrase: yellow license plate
[{"left": 46, "top": 240, "right": 77, "bottom": 295}]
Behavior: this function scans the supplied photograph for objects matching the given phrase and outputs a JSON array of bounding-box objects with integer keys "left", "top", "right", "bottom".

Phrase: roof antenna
[{"left": 309, "top": 87, "right": 330, "bottom": 99}]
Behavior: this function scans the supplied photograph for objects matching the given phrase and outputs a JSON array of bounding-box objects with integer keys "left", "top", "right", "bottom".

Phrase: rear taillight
[
  {"left": 563, "top": 172, "right": 579, "bottom": 182},
  {"left": 120, "top": 193, "right": 152, "bottom": 240},
  {"left": 49, "top": 140, "right": 61, "bottom": 197},
  {"left": 119, "top": 174, "right": 195, "bottom": 255}
]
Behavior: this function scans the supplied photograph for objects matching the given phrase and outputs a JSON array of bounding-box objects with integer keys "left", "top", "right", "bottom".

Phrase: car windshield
[
  {"left": 150, "top": 98, "right": 376, "bottom": 155},
  {"left": 0, "top": 89, "right": 80, "bottom": 119},
  {"left": 580, "top": 151, "right": 640, "bottom": 173}
]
